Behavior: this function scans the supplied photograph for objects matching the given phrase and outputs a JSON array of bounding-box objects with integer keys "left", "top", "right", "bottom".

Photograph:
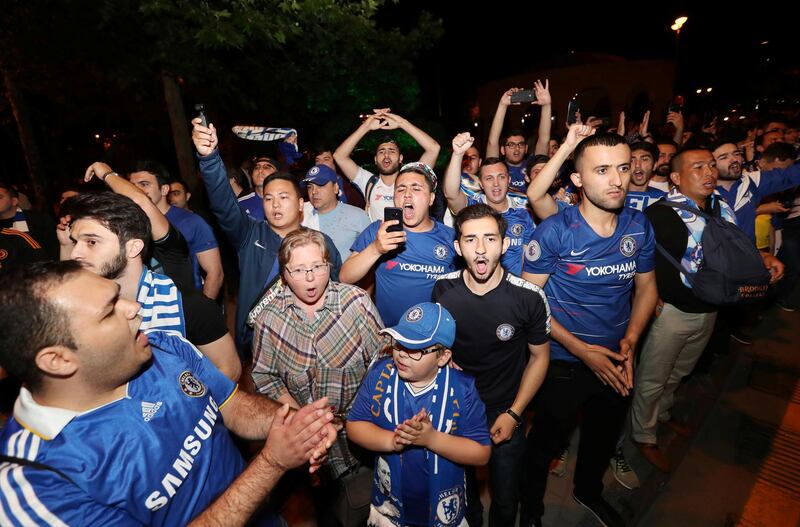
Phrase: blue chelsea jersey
[
  {"left": 0, "top": 330, "right": 244, "bottom": 526},
  {"left": 351, "top": 220, "right": 457, "bottom": 327},
  {"left": 523, "top": 206, "right": 655, "bottom": 361},
  {"left": 467, "top": 196, "right": 536, "bottom": 275},
  {"left": 625, "top": 187, "right": 666, "bottom": 212}
]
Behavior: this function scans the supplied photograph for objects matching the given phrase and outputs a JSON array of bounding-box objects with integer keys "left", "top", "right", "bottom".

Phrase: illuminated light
[
  {"left": 551, "top": 116, "right": 555, "bottom": 121},
  {"left": 521, "top": 118, "right": 525, "bottom": 124},
  {"left": 732, "top": 109, "right": 737, "bottom": 113},
  {"left": 94, "top": 134, "right": 100, "bottom": 139},
  {"left": 707, "top": 87, "right": 712, "bottom": 93},
  {"left": 696, "top": 89, "right": 702, "bottom": 94},
  {"left": 723, "top": 117, "right": 730, "bottom": 122},
  {"left": 675, "top": 16, "right": 688, "bottom": 25},
  {"left": 761, "top": 41, "right": 769, "bottom": 45},
  {"left": 739, "top": 116, "right": 746, "bottom": 120},
  {"left": 474, "top": 122, "right": 478, "bottom": 127}
]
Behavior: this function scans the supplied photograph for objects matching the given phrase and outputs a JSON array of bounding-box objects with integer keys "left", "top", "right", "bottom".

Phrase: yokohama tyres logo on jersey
[{"left": 584, "top": 260, "right": 637, "bottom": 280}]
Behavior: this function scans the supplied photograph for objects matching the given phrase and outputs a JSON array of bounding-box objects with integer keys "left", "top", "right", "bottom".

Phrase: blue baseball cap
[
  {"left": 303, "top": 165, "right": 338, "bottom": 186},
  {"left": 381, "top": 302, "right": 456, "bottom": 350}
]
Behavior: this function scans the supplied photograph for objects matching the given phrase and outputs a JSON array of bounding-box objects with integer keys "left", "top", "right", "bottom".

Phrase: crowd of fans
[{"left": 0, "top": 78, "right": 798, "bottom": 527}]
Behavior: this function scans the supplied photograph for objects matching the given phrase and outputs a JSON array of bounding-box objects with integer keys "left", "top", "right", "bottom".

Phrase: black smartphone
[
  {"left": 194, "top": 104, "right": 207, "bottom": 127},
  {"left": 384, "top": 207, "right": 404, "bottom": 232},
  {"left": 567, "top": 96, "right": 580, "bottom": 125},
  {"left": 510, "top": 90, "right": 537, "bottom": 104},
  {"left": 667, "top": 103, "right": 682, "bottom": 114}
]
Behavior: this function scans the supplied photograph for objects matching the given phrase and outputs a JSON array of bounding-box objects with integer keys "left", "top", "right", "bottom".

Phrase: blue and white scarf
[
  {"left": 665, "top": 188, "right": 737, "bottom": 288},
  {"left": 367, "top": 359, "right": 469, "bottom": 527},
  {"left": 11, "top": 207, "right": 29, "bottom": 233},
  {"left": 136, "top": 269, "right": 186, "bottom": 336}
]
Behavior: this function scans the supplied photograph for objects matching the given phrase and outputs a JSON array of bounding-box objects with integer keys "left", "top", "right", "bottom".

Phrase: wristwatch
[
  {"left": 505, "top": 408, "right": 523, "bottom": 427},
  {"left": 100, "top": 170, "right": 118, "bottom": 182}
]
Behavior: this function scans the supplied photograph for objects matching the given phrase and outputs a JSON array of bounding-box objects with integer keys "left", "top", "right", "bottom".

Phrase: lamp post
[{"left": 671, "top": 16, "right": 688, "bottom": 92}]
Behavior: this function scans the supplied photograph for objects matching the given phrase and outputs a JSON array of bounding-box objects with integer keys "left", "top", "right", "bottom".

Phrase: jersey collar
[{"left": 14, "top": 387, "right": 79, "bottom": 440}]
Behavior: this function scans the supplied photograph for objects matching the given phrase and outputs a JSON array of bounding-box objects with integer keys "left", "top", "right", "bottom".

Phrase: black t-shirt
[
  {"left": 181, "top": 288, "right": 228, "bottom": 346},
  {"left": 645, "top": 202, "right": 716, "bottom": 313},
  {"left": 0, "top": 228, "right": 51, "bottom": 275},
  {"left": 432, "top": 270, "right": 550, "bottom": 412},
  {"left": 151, "top": 224, "right": 195, "bottom": 293}
]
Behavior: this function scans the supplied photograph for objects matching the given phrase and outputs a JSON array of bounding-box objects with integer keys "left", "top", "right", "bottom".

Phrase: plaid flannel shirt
[{"left": 252, "top": 280, "right": 385, "bottom": 477}]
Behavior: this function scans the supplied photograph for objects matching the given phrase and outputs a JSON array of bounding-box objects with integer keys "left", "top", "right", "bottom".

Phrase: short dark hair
[
  {"left": 573, "top": 132, "right": 628, "bottom": 169},
  {"left": 0, "top": 261, "right": 84, "bottom": 391},
  {"left": 455, "top": 204, "right": 508, "bottom": 241},
  {"left": 478, "top": 157, "right": 509, "bottom": 180},
  {"left": 376, "top": 136, "right": 401, "bottom": 154},
  {"left": 761, "top": 142, "right": 797, "bottom": 163},
  {"left": 670, "top": 148, "right": 711, "bottom": 174},
  {"left": 525, "top": 155, "right": 550, "bottom": 176},
  {"left": 263, "top": 172, "right": 302, "bottom": 197},
  {"left": 708, "top": 139, "right": 737, "bottom": 154},
  {"left": 170, "top": 179, "right": 190, "bottom": 192},
  {"left": 655, "top": 138, "right": 679, "bottom": 150},
  {"left": 131, "top": 159, "right": 171, "bottom": 188},
  {"left": 502, "top": 129, "right": 526, "bottom": 143},
  {"left": 227, "top": 164, "right": 252, "bottom": 193},
  {"left": 629, "top": 141, "right": 659, "bottom": 162},
  {"left": 0, "top": 182, "right": 19, "bottom": 199},
  {"left": 67, "top": 192, "right": 152, "bottom": 252}
]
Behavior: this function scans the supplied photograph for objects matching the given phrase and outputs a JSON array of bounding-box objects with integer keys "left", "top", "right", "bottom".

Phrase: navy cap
[
  {"left": 381, "top": 302, "right": 456, "bottom": 350},
  {"left": 303, "top": 165, "right": 338, "bottom": 186}
]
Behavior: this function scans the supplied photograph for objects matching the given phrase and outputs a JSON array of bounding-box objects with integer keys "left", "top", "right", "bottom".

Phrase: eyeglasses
[
  {"left": 286, "top": 263, "right": 329, "bottom": 280},
  {"left": 504, "top": 141, "right": 526, "bottom": 149},
  {"left": 392, "top": 343, "right": 441, "bottom": 361}
]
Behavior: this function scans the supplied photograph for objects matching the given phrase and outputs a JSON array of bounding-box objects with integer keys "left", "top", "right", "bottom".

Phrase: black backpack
[{"left": 655, "top": 200, "right": 771, "bottom": 305}]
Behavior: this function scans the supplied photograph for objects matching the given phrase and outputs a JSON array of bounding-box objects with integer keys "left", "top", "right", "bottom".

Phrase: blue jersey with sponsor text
[
  {"left": 0, "top": 330, "right": 244, "bottom": 526},
  {"left": 624, "top": 187, "right": 666, "bottom": 212},
  {"left": 523, "top": 206, "right": 655, "bottom": 362},
  {"left": 507, "top": 163, "right": 527, "bottom": 191},
  {"left": 351, "top": 220, "right": 457, "bottom": 326},
  {"left": 467, "top": 196, "right": 536, "bottom": 275}
]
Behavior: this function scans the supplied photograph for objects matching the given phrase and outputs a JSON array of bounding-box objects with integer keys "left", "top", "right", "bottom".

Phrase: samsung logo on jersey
[
  {"left": 144, "top": 396, "right": 220, "bottom": 511},
  {"left": 585, "top": 261, "right": 637, "bottom": 277},
  {"left": 398, "top": 263, "right": 446, "bottom": 274}
]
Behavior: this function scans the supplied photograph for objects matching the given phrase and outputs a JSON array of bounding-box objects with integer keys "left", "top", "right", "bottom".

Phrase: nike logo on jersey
[
  {"left": 569, "top": 248, "right": 589, "bottom": 257},
  {"left": 142, "top": 401, "right": 163, "bottom": 422},
  {"left": 254, "top": 240, "right": 266, "bottom": 249}
]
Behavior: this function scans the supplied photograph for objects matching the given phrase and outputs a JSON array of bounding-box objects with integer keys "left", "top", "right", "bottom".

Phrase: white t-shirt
[
  {"left": 648, "top": 179, "right": 670, "bottom": 193},
  {"left": 353, "top": 167, "right": 394, "bottom": 221}
]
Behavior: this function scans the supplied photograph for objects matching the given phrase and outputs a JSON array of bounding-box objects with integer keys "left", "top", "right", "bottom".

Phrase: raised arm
[
  {"left": 487, "top": 88, "right": 522, "bottom": 158},
  {"left": 339, "top": 222, "right": 406, "bottom": 284},
  {"left": 191, "top": 399, "right": 335, "bottom": 526},
  {"left": 381, "top": 112, "right": 441, "bottom": 167},
  {"left": 533, "top": 80, "right": 553, "bottom": 156},
  {"left": 85, "top": 162, "right": 170, "bottom": 240},
  {"left": 333, "top": 113, "right": 387, "bottom": 182},
  {"left": 443, "top": 133, "right": 474, "bottom": 214},
  {"left": 192, "top": 119, "right": 252, "bottom": 249},
  {"left": 527, "top": 124, "right": 594, "bottom": 220}
]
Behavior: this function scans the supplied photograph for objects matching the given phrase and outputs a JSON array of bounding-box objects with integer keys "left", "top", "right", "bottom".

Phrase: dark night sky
[{"left": 377, "top": 1, "right": 799, "bottom": 127}]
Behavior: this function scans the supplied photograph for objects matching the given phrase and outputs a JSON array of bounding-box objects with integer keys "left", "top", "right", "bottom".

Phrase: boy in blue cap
[{"left": 347, "top": 302, "right": 491, "bottom": 527}]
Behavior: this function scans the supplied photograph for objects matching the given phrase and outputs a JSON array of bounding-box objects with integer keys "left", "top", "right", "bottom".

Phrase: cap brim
[{"left": 380, "top": 327, "right": 434, "bottom": 350}]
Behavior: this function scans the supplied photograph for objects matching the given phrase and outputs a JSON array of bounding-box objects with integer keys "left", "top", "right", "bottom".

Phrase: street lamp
[{"left": 671, "top": 16, "right": 688, "bottom": 35}]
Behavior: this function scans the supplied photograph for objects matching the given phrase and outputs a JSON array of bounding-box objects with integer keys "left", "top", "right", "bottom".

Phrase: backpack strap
[
  {"left": 0, "top": 454, "right": 76, "bottom": 485},
  {"left": 655, "top": 243, "right": 695, "bottom": 286},
  {"left": 364, "top": 173, "right": 380, "bottom": 204}
]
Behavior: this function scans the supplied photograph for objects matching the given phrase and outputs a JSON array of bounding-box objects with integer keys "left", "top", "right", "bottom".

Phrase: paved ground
[{"left": 271, "top": 300, "right": 800, "bottom": 527}]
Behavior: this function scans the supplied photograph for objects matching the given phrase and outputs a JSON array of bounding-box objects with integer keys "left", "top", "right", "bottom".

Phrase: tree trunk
[
  {"left": 162, "top": 72, "right": 197, "bottom": 190},
  {"left": 3, "top": 66, "right": 47, "bottom": 207}
]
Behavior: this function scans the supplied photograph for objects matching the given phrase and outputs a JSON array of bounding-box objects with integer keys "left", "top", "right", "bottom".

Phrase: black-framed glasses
[
  {"left": 286, "top": 263, "right": 329, "bottom": 280},
  {"left": 391, "top": 342, "right": 442, "bottom": 362},
  {"left": 504, "top": 141, "right": 526, "bottom": 149}
]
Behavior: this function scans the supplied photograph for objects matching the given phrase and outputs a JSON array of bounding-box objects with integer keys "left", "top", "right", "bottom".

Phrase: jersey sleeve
[
  {"left": 187, "top": 215, "right": 219, "bottom": 253},
  {"left": 346, "top": 360, "right": 386, "bottom": 422},
  {"left": 350, "top": 221, "right": 380, "bottom": 253},
  {"left": 522, "top": 218, "right": 561, "bottom": 275},
  {"left": 523, "top": 286, "right": 551, "bottom": 344},
  {"left": 352, "top": 167, "right": 375, "bottom": 195},
  {"left": 0, "top": 467, "right": 131, "bottom": 527},
  {"left": 636, "top": 215, "right": 656, "bottom": 273},
  {"left": 454, "top": 375, "right": 491, "bottom": 446}
]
